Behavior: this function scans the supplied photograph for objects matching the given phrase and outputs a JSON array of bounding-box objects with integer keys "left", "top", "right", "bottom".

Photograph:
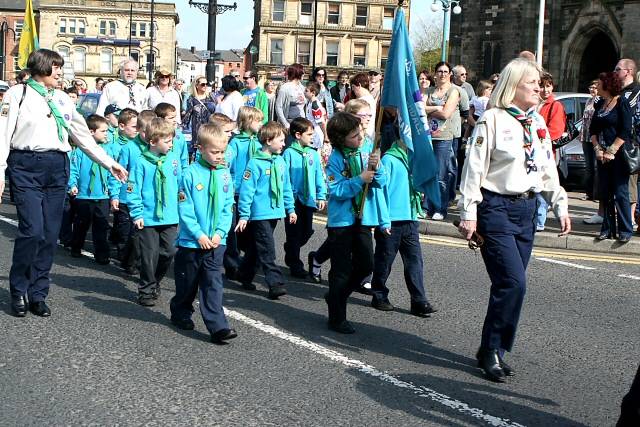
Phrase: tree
[{"left": 411, "top": 16, "right": 443, "bottom": 73}]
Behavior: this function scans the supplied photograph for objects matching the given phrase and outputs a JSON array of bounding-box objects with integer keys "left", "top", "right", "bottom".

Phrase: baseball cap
[{"left": 104, "top": 104, "right": 121, "bottom": 116}]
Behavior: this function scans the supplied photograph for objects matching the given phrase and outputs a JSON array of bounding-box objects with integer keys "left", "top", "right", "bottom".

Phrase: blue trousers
[
  {"left": 71, "top": 198, "right": 111, "bottom": 261},
  {"left": 535, "top": 194, "right": 548, "bottom": 229},
  {"left": 425, "top": 139, "right": 453, "bottom": 216},
  {"left": 371, "top": 221, "right": 428, "bottom": 304},
  {"left": 238, "top": 219, "right": 284, "bottom": 288},
  {"left": 477, "top": 189, "right": 536, "bottom": 352},
  {"left": 171, "top": 246, "right": 229, "bottom": 334},
  {"left": 284, "top": 200, "right": 315, "bottom": 272},
  {"left": 8, "top": 150, "right": 69, "bottom": 302},
  {"left": 598, "top": 156, "right": 632, "bottom": 238}
]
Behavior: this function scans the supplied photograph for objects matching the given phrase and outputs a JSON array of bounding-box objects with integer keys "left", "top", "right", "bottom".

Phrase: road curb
[{"left": 419, "top": 219, "right": 640, "bottom": 256}]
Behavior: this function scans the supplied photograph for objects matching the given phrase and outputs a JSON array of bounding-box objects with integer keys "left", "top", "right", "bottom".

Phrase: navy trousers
[
  {"left": 113, "top": 204, "right": 140, "bottom": 269},
  {"left": 238, "top": 219, "right": 284, "bottom": 288},
  {"left": 598, "top": 155, "right": 633, "bottom": 238},
  {"left": 70, "top": 199, "right": 110, "bottom": 261},
  {"left": 618, "top": 363, "right": 640, "bottom": 426},
  {"left": 8, "top": 150, "right": 69, "bottom": 302},
  {"left": 477, "top": 189, "right": 536, "bottom": 352},
  {"left": 137, "top": 225, "right": 177, "bottom": 297},
  {"left": 284, "top": 200, "right": 315, "bottom": 272},
  {"left": 371, "top": 221, "right": 428, "bottom": 304},
  {"left": 170, "top": 246, "right": 229, "bottom": 335}
]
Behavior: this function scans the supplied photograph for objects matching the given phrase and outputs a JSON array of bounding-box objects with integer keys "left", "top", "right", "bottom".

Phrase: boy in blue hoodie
[
  {"left": 235, "top": 122, "right": 296, "bottom": 300},
  {"left": 110, "top": 108, "right": 138, "bottom": 163},
  {"left": 283, "top": 117, "right": 327, "bottom": 278},
  {"left": 68, "top": 114, "right": 117, "bottom": 264},
  {"left": 224, "top": 107, "right": 263, "bottom": 279},
  {"left": 154, "top": 102, "right": 189, "bottom": 171},
  {"left": 324, "top": 112, "right": 390, "bottom": 334},
  {"left": 127, "top": 118, "right": 181, "bottom": 306},
  {"left": 170, "top": 123, "right": 237, "bottom": 344},
  {"left": 103, "top": 103, "right": 121, "bottom": 145},
  {"left": 370, "top": 141, "right": 437, "bottom": 317}
]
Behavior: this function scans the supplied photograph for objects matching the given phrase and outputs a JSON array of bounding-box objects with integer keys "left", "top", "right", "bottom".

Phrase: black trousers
[
  {"left": 326, "top": 224, "right": 373, "bottom": 324},
  {"left": 618, "top": 363, "right": 640, "bottom": 426},
  {"left": 371, "top": 221, "right": 428, "bottom": 304},
  {"left": 238, "top": 219, "right": 284, "bottom": 288},
  {"left": 171, "top": 246, "right": 229, "bottom": 334},
  {"left": 70, "top": 198, "right": 111, "bottom": 261},
  {"left": 8, "top": 150, "right": 69, "bottom": 302},
  {"left": 59, "top": 193, "right": 77, "bottom": 246},
  {"left": 113, "top": 204, "right": 140, "bottom": 269},
  {"left": 137, "top": 225, "right": 177, "bottom": 297},
  {"left": 224, "top": 196, "right": 248, "bottom": 273},
  {"left": 314, "top": 236, "right": 331, "bottom": 264},
  {"left": 284, "top": 200, "right": 315, "bottom": 271}
]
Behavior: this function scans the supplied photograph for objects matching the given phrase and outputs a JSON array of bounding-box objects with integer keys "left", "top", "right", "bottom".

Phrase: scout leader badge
[{"left": 505, "top": 105, "right": 537, "bottom": 174}]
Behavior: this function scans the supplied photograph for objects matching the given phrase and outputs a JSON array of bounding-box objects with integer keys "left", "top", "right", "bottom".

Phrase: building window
[
  {"left": 100, "top": 49, "right": 112, "bottom": 74},
  {"left": 327, "top": 3, "right": 340, "bottom": 25},
  {"left": 14, "top": 20, "right": 23, "bottom": 38},
  {"left": 270, "top": 39, "right": 283, "bottom": 65},
  {"left": 300, "top": 1, "right": 313, "bottom": 25},
  {"left": 69, "top": 19, "right": 76, "bottom": 34},
  {"left": 383, "top": 7, "right": 394, "bottom": 30},
  {"left": 353, "top": 43, "right": 366, "bottom": 67},
  {"left": 139, "top": 22, "right": 147, "bottom": 38},
  {"left": 130, "top": 22, "right": 136, "bottom": 38},
  {"left": 145, "top": 51, "right": 156, "bottom": 72},
  {"left": 355, "top": 5, "right": 368, "bottom": 27},
  {"left": 78, "top": 20, "right": 85, "bottom": 35},
  {"left": 57, "top": 46, "right": 70, "bottom": 62},
  {"left": 99, "top": 20, "right": 116, "bottom": 37},
  {"left": 297, "top": 40, "right": 311, "bottom": 65},
  {"left": 272, "top": 0, "right": 285, "bottom": 22},
  {"left": 381, "top": 45, "right": 389, "bottom": 70},
  {"left": 59, "top": 18, "right": 86, "bottom": 35},
  {"left": 73, "top": 47, "right": 86, "bottom": 72},
  {"left": 326, "top": 41, "right": 338, "bottom": 66},
  {"left": 130, "top": 50, "right": 139, "bottom": 64},
  {"left": 59, "top": 18, "right": 66, "bottom": 33}
]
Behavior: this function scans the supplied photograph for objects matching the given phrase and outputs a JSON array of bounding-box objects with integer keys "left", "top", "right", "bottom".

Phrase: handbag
[
  {"left": 623, "top": 141, "right": 640, "bottom": 174},
  {"left": 545, "top": 101, "right": 579, "bottom": 149}
]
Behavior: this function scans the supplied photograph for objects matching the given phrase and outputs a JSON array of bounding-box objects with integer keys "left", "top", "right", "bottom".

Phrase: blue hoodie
[
  {"left": 381, "top": 153, "right": 416, "bottom": 222},
  {"left": 108, "top": 135, "right": 148, "bottom": 203},
  {"left": 68, "top": 143, "right": 117, "bottom": 200},
  {"left": 282, "top": 144, "right": 327, "bottom": 208},
  {"left": 228, "top": 131, "right": 262, "bottom": 195},
  {"left": 177, "top": 162, "right": 234, "bottom": 248}
]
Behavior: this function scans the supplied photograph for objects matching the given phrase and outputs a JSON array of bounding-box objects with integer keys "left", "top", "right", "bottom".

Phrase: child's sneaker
[{"left": 308, "top": 251, "right": 322, "bottom": 283}]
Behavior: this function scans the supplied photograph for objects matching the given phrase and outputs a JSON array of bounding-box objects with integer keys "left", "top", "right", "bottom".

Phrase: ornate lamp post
[
  {"left": 0, "top": 20, "right": 16, "bottom": 81},
  {"left": 430, "top": 0, "right": 462, "bottom": 62},
  {"left": 189, "top": 0, "right": 237, "bottom": 86}
]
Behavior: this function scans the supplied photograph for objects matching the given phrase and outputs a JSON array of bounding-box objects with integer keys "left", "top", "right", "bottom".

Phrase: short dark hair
[
  {"left": 599, "top": 72, "right": 624, "bottom": 97},
  {"left": 286, "top": 63, "right": 305, "bottom": 81},
  {"left": 221, "top": 75, "right": 241, "bottom": 93},
  {"left": 65, "top": 87, "right": 79, "bottom": 96},
  {"left": 540, "top": 72, "right": 554, "bottom": 87},
  {"left": 350, "top": 72, "right": 369, "bottom": 90},
  {"left": 327, "top": 112, "right": 361, "bottom": 148},
  {"left": 306, "top": 81, "right": 321, "bottom": 95},
  {"left": 337, "top": 70, "right": 349, "bottom": 80},
  {"left": 118, "top": 108, "right": 138, "bottom": 126},
  {"left": 27, "top": 49, "right": 64, "bottom": 77},
  {"left": 434, "top": 61, "right": 452, "bottom": 73},
  {"left": 86, "top": 114, "right": 108, "bottom": 131},
  {"left": 247, "top": 70, "right": 258, "bottom": 80},
  {"left": 290, "top": 117, "right": 313, "bottom": 136},
  {"left": 418, "top": 69, "right": 435, "bottom": 86},
  {"left": 154, "top": 102, "right": 177, "bottom": 118}
]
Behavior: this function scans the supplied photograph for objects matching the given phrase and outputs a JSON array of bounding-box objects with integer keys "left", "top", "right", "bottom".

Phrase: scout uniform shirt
[
  {"left": 176, "top": 161, "right": 234, "bottom": 248},
  {"left": 237, "top": 153, "right": 295, "bottom": 221},
  {"left": 108, "top": 135, "right": 147, "bottom": 204},
  {"left": 228, "top": 131, "right": 262, "bottom": 195},
  {"left": 283, "top": 142, "right": 327, "bottom": 208},
  {"left": 325, "top": 140, "right": 390, "bottom": 229},
  {"left": 0, "top": 82, "right": 115, "bottom": 179},
  {"left": 381, "top": 147, "right": 421, "bottom": 222},
  {"left": 68, "top": 143, "right": 118, "bottom": 200},
  {"left": 96, "top": 80, "right": 148, "bottom": 115},
  {"left": 458, "top": 107, "right": 569, "bottom": 221}
]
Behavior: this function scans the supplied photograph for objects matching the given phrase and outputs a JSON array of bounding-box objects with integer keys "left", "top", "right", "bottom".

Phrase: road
[{"left": 0, "top": 200, "right": 638, "bottom": 427}]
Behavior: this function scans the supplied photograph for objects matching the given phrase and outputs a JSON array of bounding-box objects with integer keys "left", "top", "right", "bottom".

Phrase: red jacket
[{"left": 539, "top": 95, "right": 566, "bottom": 141}]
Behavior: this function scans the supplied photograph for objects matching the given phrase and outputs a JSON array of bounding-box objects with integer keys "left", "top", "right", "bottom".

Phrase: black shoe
[
  {"left": 241, "top": 281, "right": 256, "bottom": 291},
  {"left": 498, "top": 355, "right": 515, "bottom": 377},
  {"left": 371, "top": 298, "right": 394, "bottom": 311},
  {"left": 70, "top": 250, "right": 82, "bottom": 258},
  {"left": 11, "top": 295, "right": 28, "bottom": 317},
  {"left": 618, "top": 234, "right": 632, "bottom": 243},
  {"left": 290, "top": 268, "right": 308, "bottom": 279},
  {"left": 29, "top": 301, "right": 51, "bottom": 317},
  {"left": 211, "top": 328, "right": 238, "bottom": 344},
  {"left": 410, "top": 302, "right": 438, "bottom": 317},
  {"left": 268, "top": 284, "right": 287, "bottom": 300},
  {"left": 308, "top": 251, "right": 322, "bottom": 283},
  {"left": 225, "top": 268, "right": 238, "bottom": 281},
  {"left": 476, "top": 349, "right": 506, "bottom": 383},
  {"left": 328, "top": 320, "right": 355, "bottom": 334},
  {"left": 596, "top": 233, "right": 610, "bottom": 241},
  {"left": 95, "top": 257, "right": 110, "bottom": 265},
  {"left": 171, "top": 317, "right": 195, "bottom": 330},
  {"left": 137, "top": 296, "right": 155, "bottom": 307}
]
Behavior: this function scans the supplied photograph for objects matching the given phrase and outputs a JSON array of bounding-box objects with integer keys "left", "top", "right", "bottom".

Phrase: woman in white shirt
[
  {"left": 214, "top": 75, "right": 244, "bottom": 121},
  {"left": 458, "top": 58, "right": 571, "bottom": 383},
  {"left": 146, "top": 69, "right": 182, "bottom": 123}
]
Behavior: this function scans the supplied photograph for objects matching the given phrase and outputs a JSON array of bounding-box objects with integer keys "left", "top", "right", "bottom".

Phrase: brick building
[
  {"left": 176, "top": 47, "right": 244, "bottom": 88},
  {"left": 0, "top": 0, "right": 35, "bottom": 82}
]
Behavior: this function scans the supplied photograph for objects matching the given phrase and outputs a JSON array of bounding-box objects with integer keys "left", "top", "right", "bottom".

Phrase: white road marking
[
  {"left": 0, "top": 212, "right": 522, "bottom": 426},
  {"left": 617, "top": 274, "right": 640, "bottom": 280},
  {"left": 225, "top": 309, "right": 524, "bottom": 427},
  {"left": 536, "top": 257, "right": 595, "bottom": 270}
]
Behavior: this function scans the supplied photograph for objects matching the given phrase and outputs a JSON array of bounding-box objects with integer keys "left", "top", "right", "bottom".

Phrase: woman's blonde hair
[
  {"left": 189, "top": 75, "right": 207, "bottom": 98},
  {"left": 344, "top": 99, "right": 370, "bottom": 114},
  {"left": 237, "top": 106, "right": 264, "bottom": 132},
  {"left": 488, "top": 58, "right": 541, "bottom": 109}
]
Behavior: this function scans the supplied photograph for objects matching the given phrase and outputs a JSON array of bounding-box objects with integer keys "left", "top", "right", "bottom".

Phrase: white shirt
[
  {"left": 215, "top": 91, "right": 244, "bottom": 121},
  {"left": 146, "top": 86, "right": 182, "bottom": 124},
  {"left": 360, "top": 93, "right": 377, "bottom": 140},
  {"left": 0, "top": 82, "right": 116, "bottom": 178},
  {"left": 96, "top": 80, "right": 148, "bottom": 115},
  {"left": 458, "top": 108, "right": 568, "bottom": 220}
]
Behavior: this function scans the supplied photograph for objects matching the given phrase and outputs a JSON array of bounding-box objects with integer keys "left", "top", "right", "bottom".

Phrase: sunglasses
[
  {"left": 453, "top": 220, "right": 485, "bottom": 250},
  {"left": 197, "top": 82, "right": 207, "bottom": 87},
  {"left": 160, "top": 75, "right": 170, "bottom": 78},
  {"left": 243, "top": 76, "right": 251, "bottom": 80},
  {"left": 316, "top": 73, "right": 325, "bottom": 77}
]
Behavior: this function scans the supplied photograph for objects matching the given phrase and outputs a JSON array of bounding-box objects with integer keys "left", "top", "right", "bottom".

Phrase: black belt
[{"left": 505, "top": 190, "right": 537, "bottom": 200}]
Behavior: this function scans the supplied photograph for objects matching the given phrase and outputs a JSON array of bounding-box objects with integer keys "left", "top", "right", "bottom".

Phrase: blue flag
[{"left": 381, "top": 8, "right": 440, "bottom": 209}]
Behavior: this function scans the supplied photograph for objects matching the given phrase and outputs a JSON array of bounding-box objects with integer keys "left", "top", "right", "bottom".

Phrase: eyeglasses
[
  {"left": 197, "top": 82, "right": 207, "bottom": 87},
  {"left": 316, "top": 73, "right": 325, "bottom": 77},
  {"left": 243, "top": 77, "right": 250, "bottom": 80},
  {"left": 356, "top": 113, "right": 372, "bottom": 118},
  {"left": 436, "top": 70, "right": 449, "bottom": 75},
  {"left": 589, "top": 86, "right": 597, "bottom": 90}
]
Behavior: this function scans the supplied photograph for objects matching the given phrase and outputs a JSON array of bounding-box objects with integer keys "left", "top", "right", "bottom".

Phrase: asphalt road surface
[{"left": 1, "top": 200, "right": 638, "bottom": 427}]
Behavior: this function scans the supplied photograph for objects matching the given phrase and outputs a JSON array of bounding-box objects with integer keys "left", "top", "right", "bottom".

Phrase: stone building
[
  {"left": 0, "top": 0, "right": 36, "bottom": 81},
  {"left": 449, "top": 0, "right": 640, "bottom": 92},
  {"left": 248, "top": 0, "right": 410, "bottom": 81},
  {"left": 37, "top": 0, "right": 178, "bottom": 90},
  {"left": 176, "top": 47, "right": 244, "bottom": 88}
]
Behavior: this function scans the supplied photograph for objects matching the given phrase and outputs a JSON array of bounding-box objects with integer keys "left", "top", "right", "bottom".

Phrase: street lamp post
[
  {"left": 0, "top": 20, "right": 16, "bottom": 81},
  {"left": 189, "top": 0, "right": 237, "bottom": 86},
  {"left": 430, "top": 0, "right": 462, "bottom": 62}
]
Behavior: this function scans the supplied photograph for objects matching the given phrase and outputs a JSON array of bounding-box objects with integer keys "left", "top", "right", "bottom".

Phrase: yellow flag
[{"left": 18, "top": 0, "right": 39, "bottom": 69}]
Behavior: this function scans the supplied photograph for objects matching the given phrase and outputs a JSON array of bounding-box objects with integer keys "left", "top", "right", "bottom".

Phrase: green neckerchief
[
  {"left": 108, "top": 125, "right": 119, "bottom": 143},
  {"left": 239, "top": 131, "right": 261, "bottom": 160},
  {"left": 133, "top": 135, "right": 148, "bottom": 153},
  {"left": 289, "top": 142, "right": 313, "bottom": 201},
  {"left": 88, "top": 150, "right": 108, "bottom": 196},
  {"left": 116, "top": 131, "right": 133, "bottom": 146},
  {"left": 384, "top": 142, "right": 424, "bottom": 218},
  {"left": 254, "top": 150, "right": 282, "bottom": 208},
  {"left": 26, "top": 78, "right": 70, "bottom": 143},
  {"left": 341, "top": 146, "right": 364, "bottom": 214},
  {"left": 141, "top": 149, "right": 168, "bottom": 219},
  {"left": 197, "top": 157, "right": 225, "bottom": 238}
]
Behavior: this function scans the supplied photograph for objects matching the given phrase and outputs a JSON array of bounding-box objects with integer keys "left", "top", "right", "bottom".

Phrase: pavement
[
  {"left": 1, "top": 198, "right": 639, "bottom": 426},
  {"left": 419, "top": 191, "right": 640, "bottom": 256}
]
